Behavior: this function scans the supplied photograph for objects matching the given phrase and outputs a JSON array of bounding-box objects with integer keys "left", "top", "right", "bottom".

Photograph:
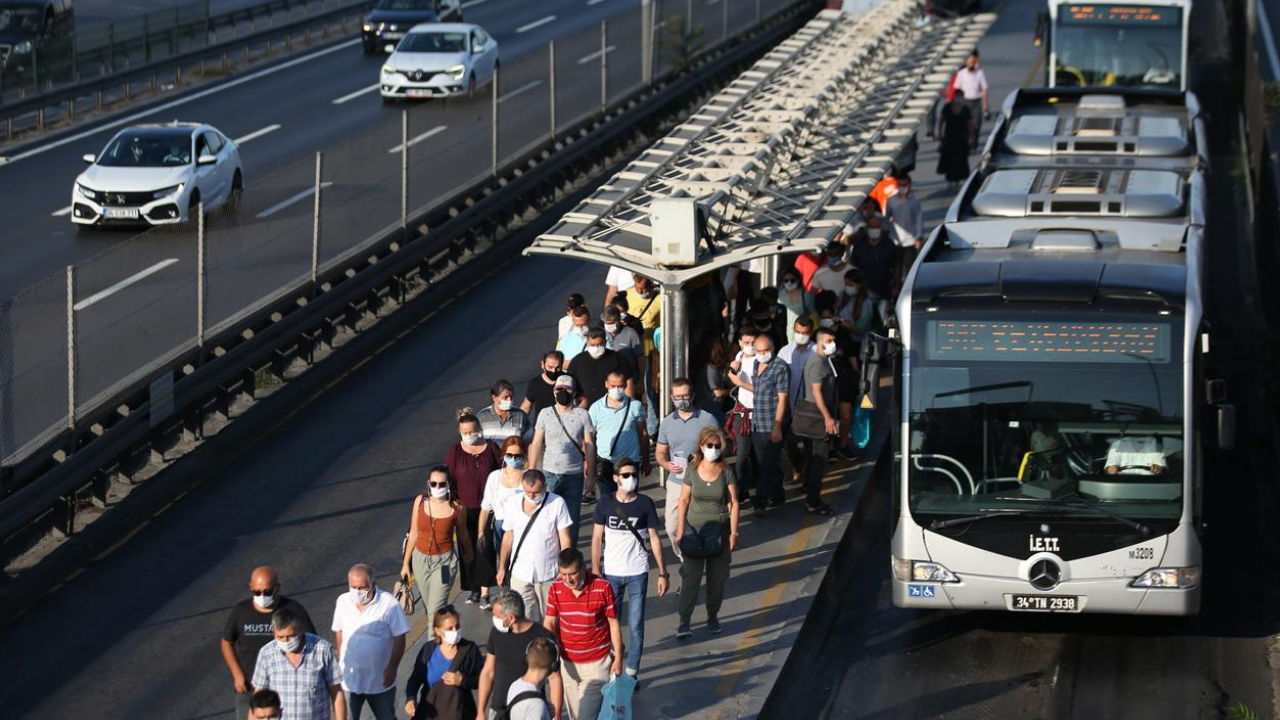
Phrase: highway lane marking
[
  {"left": 333, "top": 83, "right": 381, "bottom": 105},
  {"left": 461, "top": 0, "right": 493, "bottom": 7},
  {"left": 587, "top": 0, "right": 608, "bottom": 5},
  {"left": 257, "top": 182, "right": 335, "bottom": 218},
  {"left": 0, "top": 38, "right": 362, "bottom": 169},
  {"left": 497, "top": 80, "right": 543, "bottom": 103},
  {"left": 74, "top": 258, "right": 180, "bottom": 311},
  {"left": 517, "top": 15, "right": 557, "bottom": 33},
  {"left": 1259, "top": 1, "right": 1280, "bottom": 80},
  {"left": 52, "top": 205, "right": 73, "bottom": 217},
  {"left": 577, "top": 45, "right": 617, "bottom": 65},
  {"left": 233, "top": 124, "right": 282, "bottom": 145},
  {"left": 387, "top": 125, "right": 449, "bottom": 153}
]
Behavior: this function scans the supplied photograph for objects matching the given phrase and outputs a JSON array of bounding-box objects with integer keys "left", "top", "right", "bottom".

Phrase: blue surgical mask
[{"left": 505, "top": 456, "right": 526, "bottom": 469}]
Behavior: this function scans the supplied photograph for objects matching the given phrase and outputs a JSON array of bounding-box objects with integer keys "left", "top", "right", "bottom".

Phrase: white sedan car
[
  {"left": 71, "top": 122, "right": 243, "bottom": 228},
  {"left": 379, "top": 23, "right": 499, "bottom": 101}
]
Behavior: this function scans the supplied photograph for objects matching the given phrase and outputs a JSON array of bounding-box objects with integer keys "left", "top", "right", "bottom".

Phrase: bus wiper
[
  {"left": 929, "top": 508, "right": 1034, "bottom": 531},
  {"left": 1012, "top": 496, "right": 1151, "bottom": 536}
]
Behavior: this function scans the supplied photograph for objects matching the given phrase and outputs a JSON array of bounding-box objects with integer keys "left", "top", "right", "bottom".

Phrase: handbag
[
  {"left": 679, "top": 521, "right": 724, "bottom": 559},
  {"left": 393, "top": 576, "right": 416, "bottom": 616},
  {"left": 598, "top": 673, "right": 637, "bottom": 720},
  {"left": 791, "top": 360, "right": 831, "bottom": 440}
]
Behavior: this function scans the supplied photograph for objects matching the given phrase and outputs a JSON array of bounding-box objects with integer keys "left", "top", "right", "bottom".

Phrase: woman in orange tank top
[{"left": 400, "top": 466, "right": 474, "bottom": 618}]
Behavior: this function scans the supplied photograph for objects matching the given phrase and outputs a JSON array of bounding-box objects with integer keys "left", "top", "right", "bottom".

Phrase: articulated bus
[
  {"left": 1044, "top": 1, "right": 1191, "bottom": 91},
  {"left": 864, "top": 88, "right": 1236, "bottom": 615}
]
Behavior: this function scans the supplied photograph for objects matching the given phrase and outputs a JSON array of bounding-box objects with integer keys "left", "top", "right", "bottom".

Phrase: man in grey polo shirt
[{"left": 654, "top": 377, "right": 720, "bottom": 561}]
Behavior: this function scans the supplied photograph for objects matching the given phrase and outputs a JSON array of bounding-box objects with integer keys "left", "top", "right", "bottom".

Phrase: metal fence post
[
  {"left": 311, "top": 152, "right": 322, "bottom": 291},
  {"left": 107, "top": 23, "right": 115, "bottom": 73},
  {"left": 401, "top": 109, "right": 408, "bottom": 232},
  {"left": 549, "top": 40, "right": 557, "bottom": 138},
  {"left": 144, "top": 14, "right": 152, "bottom": 63},
  {"left": 65, "top": 265, "right": 76, "bottom": 431},
  {"left": 491, "top": 66, "right": 499, "bottom": 177},
  {"left": 600, "top": 20, "right": 608, "bottom": 110},
  {"left": 641, "top": 0, "right": 653, "bottom": 85},
  {"left": 723, "top": 0, "right": 729, "bottom": 41},
  {"left": 197, "top": 203, "right": 206, "bottom": 349},
  {"left": 756, "top": 0, "right": 761, "bottom": 25},
  {"left": 204, "top": 0, "right": 212, "bottom": 44},
  {"left": 172, "top": 7, "right": 180, "bottom": 55}
]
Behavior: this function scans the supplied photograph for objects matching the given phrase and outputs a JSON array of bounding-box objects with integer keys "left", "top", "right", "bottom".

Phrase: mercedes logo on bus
[{"left": 1029, "top": 559, "right": 1062, "bottom": 591}]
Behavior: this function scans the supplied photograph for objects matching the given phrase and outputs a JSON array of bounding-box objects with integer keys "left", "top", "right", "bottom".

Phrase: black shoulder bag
[{"left": 505, "top": 495, "right": 548, "bottom": 584}]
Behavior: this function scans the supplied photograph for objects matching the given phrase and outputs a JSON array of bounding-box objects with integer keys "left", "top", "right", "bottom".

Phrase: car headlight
[
  {"left": 910, "top": 561, "right": 959, "bottom": 583},
  {"left": 444, "top": 64, "right": 466, "bottom": 80},
  {"left": 362, "top": 21, "right": 373, "bottom": 32},
  {"left": 381, "top": 65, "right": 396, "bottom": 75},
  {"left": 1131, "top": 566, "right": 1199, "bottom": 589},
  {"left": 75, "top": 183, "right": 98, "bottom": 201},
  {"left": 152, "top": 184, "right": 184, "bottom": 200},
  {"left": 13, "top": 41, "right": 32, "bottom": 54}
]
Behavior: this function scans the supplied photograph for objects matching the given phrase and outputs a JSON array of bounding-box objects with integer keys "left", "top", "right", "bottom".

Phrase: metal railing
[{"left": 0, "top": 0, "right": 804, "bottom": 474}]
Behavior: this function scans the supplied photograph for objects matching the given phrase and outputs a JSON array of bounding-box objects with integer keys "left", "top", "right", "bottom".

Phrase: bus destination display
[
  {"left": 927, "top": 320, "right": 1171, "bottom": 363},
  {"left": 1063, "top": 5, "right": 1182, "bottom": 26}
]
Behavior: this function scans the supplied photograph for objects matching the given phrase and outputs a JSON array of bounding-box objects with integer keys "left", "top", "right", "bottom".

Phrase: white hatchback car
[
  {"left": 379, "top": 23, "right": 499, "bottom": 101},
  {"left": 71, "top": 122, "right": 243, "bottom": 228}
]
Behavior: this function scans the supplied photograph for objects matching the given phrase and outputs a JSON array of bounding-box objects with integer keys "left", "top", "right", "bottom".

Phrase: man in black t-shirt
[
  {"left": 521, "top": 351, "right": 565, "bottom": 420},
  {"left": 570, "top": 329, "right": 636, "bottom": 408},
  {"left": 477, "top": 590, "right": 563, "bottom": 718},
  {"left": 220, "top": 567, "right": 316, "bottom": 720}
]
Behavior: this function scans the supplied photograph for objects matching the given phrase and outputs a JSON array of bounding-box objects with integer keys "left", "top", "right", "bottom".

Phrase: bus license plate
[{"left": 1011, "top": 594, "right": 1079, "bottom": 612}]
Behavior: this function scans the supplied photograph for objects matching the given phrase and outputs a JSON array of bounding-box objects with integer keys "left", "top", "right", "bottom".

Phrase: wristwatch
[{"left": 659, "top": 573, "right": 670, "bottom": 579}]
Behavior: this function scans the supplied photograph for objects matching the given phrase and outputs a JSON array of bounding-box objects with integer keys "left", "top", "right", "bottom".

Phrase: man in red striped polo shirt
[{"left": 543, "top": 548, "right": 624, "bottom": 720}]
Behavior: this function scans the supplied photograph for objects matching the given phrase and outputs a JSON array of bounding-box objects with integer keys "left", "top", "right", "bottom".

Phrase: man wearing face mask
[
  {"left": 222, "top": 566, "right": 317, "bottom": 720},
  {"left": 655, "top": 378, "right": 721, "bottom": 558},
  {"left": 529, "top": 375, "right": 597, "bottom": 546},
  {"left": 794, "top": 328, "right": 841, "bottom": 516},
  {"left": 478, "top": 379, "right": 532, "bottom": 443},
  {"left": 729, "top": 335, "right": 790, "bottom": 516},
  {"left": 332, "top": 564, "right": 411, "bottom": 720},
  {"left": 726, "top": 327, "right": 759, "bottom": 501},
  {"left": 601, "top": 305, "right": 642, "bottom": 377},
  {"left": 544, "top": 548, "right": 624, "bottom": 720},
  {"left": 476, "top": 590, "right": 563, "bottom": 720},
  {"left": 810, "top": 241, "right": 851, "bottom": 296},
  {"left": 559, "top": 307, "right": 593, "bottom": 368},
  {"left": 848, "top": 213, "right": 901, "bottom": 305},
  {"left": 590, "top": 458, "right": 667, "bottom": 683},
  {"left": 588, "top": 371, "right": 650, "bottom": 494},
  {"left": 521, "top": 351, "right": 565, "bottom": 420},
  {"left": 498, "top": 470, "right": 574, "bottom": 622},
  {"left": 777, "top": 317, "right": 817, "bottom": 486},
  {"left": 570, "top": 329, "right": 636, "bottom": 409},
  {"left": 253, "top": 606, "right": 345, "bottom": 720}
]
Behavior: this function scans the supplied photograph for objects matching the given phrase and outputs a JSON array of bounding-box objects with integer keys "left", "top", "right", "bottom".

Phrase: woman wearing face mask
[
  {"left": 777, "top": 269, "right": 815, "bottom": 345},
  {"left": 673, "top": 427, "right": 741, "bottom": 639},
  {"left": 403, "top": 606, "right": 483, "bottom": 720},
  {"left": 479, "top": 437, "right": 529, "bottom": 586},
  {"left": 401, "top": 467, "right": 475, "bottom": 618},
  {"left": 445, "top": 410, "right": 502, "bottom": 607}
]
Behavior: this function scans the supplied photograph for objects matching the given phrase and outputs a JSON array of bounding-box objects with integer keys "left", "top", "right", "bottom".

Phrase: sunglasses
[
  {"left": 704, "top": 444, "right": 723, "bottom": 450},
  {"left": 428, "top": 481, "right": 450, "bottom": 488},
  {"left": 617, "top": 472, "right": 636, "bottom": 479},
  {"left": 251, "top": 588, "right": 276, "bottom": 596},
  {"left": 505, "top": 453, "right": 525, "bottom": 459}
]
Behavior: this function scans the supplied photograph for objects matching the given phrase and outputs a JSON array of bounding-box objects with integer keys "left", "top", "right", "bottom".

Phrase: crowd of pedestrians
[{"left": 219, "top": 159, "right": 922, "bottom": 718}]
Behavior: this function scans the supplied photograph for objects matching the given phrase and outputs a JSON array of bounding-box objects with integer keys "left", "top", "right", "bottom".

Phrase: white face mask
[
  {"left": 575, "top": 326, "right": 588, "bottom": 337},
  {"left": 462, "top": 432, "right": 483, "bottom": 445},
  {"left": 822, "top": 341, "right": 837, "bottom": 355},
  {"left": 604, "top": 323, "right": 618, "bottom": 333},
  {"left": 608, "top": 387, "right": 625, "bottom": 401},
  {"left": 619, "top": 475, "right": 638, "bottom": 493},
  {"left": 586, "top": 345, "right": 605, "bottom": 359},
  {"left": 498, "top": 399, "right": 513, "bottom": 411},
  {"left": 492, "top": 616, "right": 512, "bottom": 633},
  {"left": 443, "top": 629, "right": 461, "bottom": 645},
  {"left": 868, "top": 228, "right": 882, "bottom": 240},
  {"left": 430, "top": 486, "right": 450, "bottom": 500},
  {"left": 783, "top": 279, "right": 798, "bottom": 290},
  {"left": 756, "top": 351, "right": 772, "bottom": 363},
  {"left": 277, "top": 636, "right": 302, "bottom": 653},
  {"left": 740, "top": 345, "right": 756, "bottom": 357},
  {"left": 794, "top": 333, "right": 810, "bottom": 346},
  {"left": 253, "top": 592, "right": 277, "bottom": 609},
  {"left": 819, "top": 318, "right": 835, "bottom": 329},
  {"left": 351, "top": 587, "right": 372, "bottom": 605},
  {"left": 702, "top": 445, "right": 722, "bottom": 461},
  {"left": 527, "top": 493, "right": 545, "bottom": 505}
]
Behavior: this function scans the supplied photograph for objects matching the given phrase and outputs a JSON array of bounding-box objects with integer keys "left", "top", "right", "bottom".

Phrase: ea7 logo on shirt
[
  {"left": 1029, "top": 535, "right": 1060, "bottom": 553},
  {"left": 607, "top": 516, "right": 638, "bottom": 531}
]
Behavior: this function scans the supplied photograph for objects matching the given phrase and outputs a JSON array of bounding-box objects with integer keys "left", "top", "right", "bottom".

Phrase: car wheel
[
  {"left": 188, "top": 192, "right": 201, "bottom": 224},
  {"left": 466, "top": 73, "right": 477, "bottom": 99},
  {"left": 382, "top": 94, "right": 396, "bottom": 105},
  {"left": 226, "top": 170, "right": 244, "bottom": 215}
]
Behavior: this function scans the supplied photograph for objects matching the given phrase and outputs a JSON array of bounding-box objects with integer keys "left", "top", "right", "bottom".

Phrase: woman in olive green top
[{"left": 673, "top": 427, "right": 741, "bottom": 639}]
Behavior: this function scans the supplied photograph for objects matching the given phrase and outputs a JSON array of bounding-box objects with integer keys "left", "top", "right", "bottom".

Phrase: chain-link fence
[{"left": 0, "top": 0, "right": 806, "bottom": 464}]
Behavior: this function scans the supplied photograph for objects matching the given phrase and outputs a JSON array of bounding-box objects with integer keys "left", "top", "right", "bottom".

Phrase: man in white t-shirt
[
  {"left": 1105, "top": 436, "right": 1169, "bottom": 476},
  {"left": 331, "top": 564, "right": 411, "bottom": 720},
  {"left": 728, "top": 327, "right": 759, "bottom": 501},
  {"left": 603, "top": 266, "right": 634, "bottom": 310},
  {"left": 498, "top": 470, "right": 574, "bottom": 622}
]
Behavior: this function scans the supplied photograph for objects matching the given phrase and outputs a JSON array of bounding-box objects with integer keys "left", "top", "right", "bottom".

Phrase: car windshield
[
  {"left": 398, "top": 31, "right": 466, "bottom": 53},
  {"left": 376, "top": 0, "right": 434, "bottom": 9},
  {"left": 97, "top": 130, "right": 193, "bottom": 168},
  {"left": 908, "top": 316, "right": 1185, "bottom": 524},
  {"left": 0, "top": 5, "right": 43, "bottom": 35},
  {"left": 1053, "top": 5, "right": 1184, "bottom": 88}
]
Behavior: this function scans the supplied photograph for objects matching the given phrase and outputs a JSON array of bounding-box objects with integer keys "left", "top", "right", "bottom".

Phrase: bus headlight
[
  {"left": 1131, "top": 566, "right": 1199, "bottom": 589},
  {"left": 893, "top": 557, "right": 959, "bottom": 582}
]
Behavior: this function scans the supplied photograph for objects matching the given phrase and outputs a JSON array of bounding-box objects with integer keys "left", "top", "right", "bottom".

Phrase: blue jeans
[
  {"left": 544, "top": 471, "right": 584, "bottom": 547},
  {"left": 605, "top": 572, "right": 648, "bottom": 674},
  {"left": 348, "top": 687, "right": 396, "bottom": 720}
]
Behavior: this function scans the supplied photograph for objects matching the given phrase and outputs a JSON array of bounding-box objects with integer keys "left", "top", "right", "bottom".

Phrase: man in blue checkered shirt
[
  {"left": 253, "top": 606, "right": 346, "bottom": 720},
  {"left": 730, "top": 333, "right": 790, "bottom": 517}
]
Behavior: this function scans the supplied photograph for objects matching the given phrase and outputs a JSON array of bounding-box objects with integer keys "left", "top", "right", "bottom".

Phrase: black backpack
[{"left": 494, "top": 690, "right": 549, "bottom": 720}]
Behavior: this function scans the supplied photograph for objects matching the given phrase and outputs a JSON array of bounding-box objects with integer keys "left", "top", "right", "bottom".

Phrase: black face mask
[
  {"left": 554, "top": 390, "right": 574, "bottom": 406},
  {"left": 545, "top": 369, "right": 563, "bottom": 380}
]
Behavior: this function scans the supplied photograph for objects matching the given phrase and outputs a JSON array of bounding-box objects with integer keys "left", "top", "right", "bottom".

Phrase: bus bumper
[{"left": 892, "top": 575, "right": 1201, "bottom": 615}]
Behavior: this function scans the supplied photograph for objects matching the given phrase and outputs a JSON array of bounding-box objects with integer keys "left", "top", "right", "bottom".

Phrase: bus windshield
[
  {"left": 1053, "top": 5, "right": 1184, "bottom": 89},
  {"left": 908, "top": 317, "right": 1185, "bottom": 524}
]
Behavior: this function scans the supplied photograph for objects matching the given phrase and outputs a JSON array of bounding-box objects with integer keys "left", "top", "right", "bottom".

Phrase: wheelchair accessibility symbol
[{"left": 908, "top": 584, "right": 936, "bottom": 599}]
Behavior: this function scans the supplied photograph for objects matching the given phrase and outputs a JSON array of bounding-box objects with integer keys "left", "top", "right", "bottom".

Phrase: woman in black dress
[{"left": 937, "top": 98, "right": 974, "bottom": 190}]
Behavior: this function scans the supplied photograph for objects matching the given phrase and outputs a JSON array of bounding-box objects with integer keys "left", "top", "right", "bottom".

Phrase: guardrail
[
  {"left": 0, "top": 0, "right": 824, "bottom": 551},
  {"left": 1, "top": 0, "right": 373, "bottom": 142}
]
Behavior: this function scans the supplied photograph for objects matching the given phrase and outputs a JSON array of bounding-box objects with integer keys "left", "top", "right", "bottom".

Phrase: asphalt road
[{"left": 0, "top": 0, "right": 782, "bottom": 460}]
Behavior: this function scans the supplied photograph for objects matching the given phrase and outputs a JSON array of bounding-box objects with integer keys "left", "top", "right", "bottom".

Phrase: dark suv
[
  {"left": 362, "top": 0, "right": 462, "bottom": 55},
  {"left": 0, "top": 0, "right": 74, "bottom": 81}
]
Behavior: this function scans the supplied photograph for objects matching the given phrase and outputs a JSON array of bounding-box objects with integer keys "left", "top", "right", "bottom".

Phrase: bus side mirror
[
  {"left": 1205, "top": 378, "right": 1226, "bottom": 405},
  {"left": 858, "top": 335, "right": 886, "bottom": 411},
  {"left": 1216, "top": 404, "right": 1236, "bottom": 451}
]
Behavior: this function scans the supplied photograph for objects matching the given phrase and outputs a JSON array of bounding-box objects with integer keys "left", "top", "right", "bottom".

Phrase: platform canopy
[{"left": 524, "top": 0, "right": 995, "bottom": 285}]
